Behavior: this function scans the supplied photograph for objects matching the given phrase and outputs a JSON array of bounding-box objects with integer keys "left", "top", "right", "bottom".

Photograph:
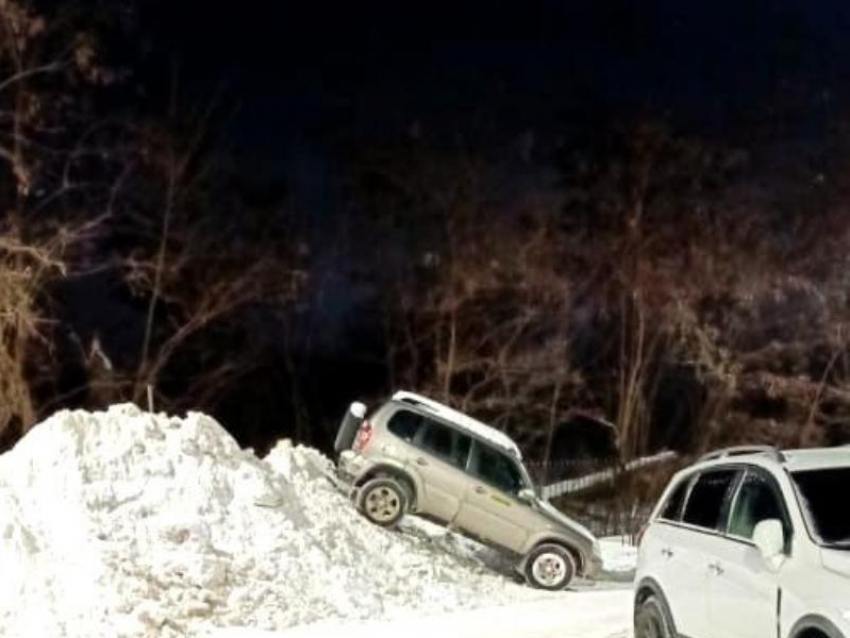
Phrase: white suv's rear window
[{"left": 659, "top": 478, "right": 690, "bottom": 521}]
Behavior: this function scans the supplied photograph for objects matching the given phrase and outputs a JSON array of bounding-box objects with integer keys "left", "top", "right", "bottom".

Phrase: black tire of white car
[
  {"left": 634, "top": 596, "right": 673, "bottom": 638},
  {"left": 357, "top": 477, "right": 408, "bottom": 527},
  {"left": 524, "top": 544, "right": 576, "bottom": 590}
]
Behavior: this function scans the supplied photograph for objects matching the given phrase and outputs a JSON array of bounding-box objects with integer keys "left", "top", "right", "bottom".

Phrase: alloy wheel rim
[
  {"left": 365, "top": 487, "right": 401, "bottom": 522},
  {"left": 531, "top": 552, "right": 568, "bottom": 587}
]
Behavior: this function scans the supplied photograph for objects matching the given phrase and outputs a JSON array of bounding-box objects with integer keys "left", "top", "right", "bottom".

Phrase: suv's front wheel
[
  {"left": 357, "top": 477, "right": 408, "bottom": 527},
  {"left": 524, "top": 544, "right": 576, "bottom": 590}
]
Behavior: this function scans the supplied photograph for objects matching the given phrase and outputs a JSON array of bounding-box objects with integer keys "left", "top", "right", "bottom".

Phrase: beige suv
[{"left": 334, "top": 391, "right": 602, "bottom": 590}]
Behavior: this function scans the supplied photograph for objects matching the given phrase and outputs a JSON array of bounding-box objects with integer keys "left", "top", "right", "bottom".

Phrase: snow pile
[{"left": 0, "top": 405, "right": 549, "bottom": 638}]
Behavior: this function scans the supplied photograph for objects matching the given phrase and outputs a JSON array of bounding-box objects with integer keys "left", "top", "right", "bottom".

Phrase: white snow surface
[{"left": 0, "top": 405, "right": 636, "bottom": 638}]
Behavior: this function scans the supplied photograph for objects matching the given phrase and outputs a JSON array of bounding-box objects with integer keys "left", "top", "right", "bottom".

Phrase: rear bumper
[
  {"left": 335, "top": 450, "right": 373, "bottom": 502},
  {"left": 337, "top": 450, "right": 369, "bottom": 482}
]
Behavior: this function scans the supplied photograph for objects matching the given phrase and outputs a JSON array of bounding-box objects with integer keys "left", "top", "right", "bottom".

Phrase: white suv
[{"left": 635, "top": 445, "right": 850, "bottom": 638}]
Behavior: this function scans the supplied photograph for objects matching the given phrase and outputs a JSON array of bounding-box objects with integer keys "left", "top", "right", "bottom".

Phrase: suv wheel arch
[
  {"left": 790, "top": 616, "right": 845, "bottom": 638},
  {"left": 634, "top": 578, "right": 678, "bottom": 636}
]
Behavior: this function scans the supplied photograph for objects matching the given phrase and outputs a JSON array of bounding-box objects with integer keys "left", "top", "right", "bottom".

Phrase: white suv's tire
[
  {"left": 524, "top": 544, "right": 576, "bottom": 590},
  {"left": 634, "top": 596, "right": 674, "bottom": 638},
  {"left": 357, "top": 477, "right": 408, "bottom": 527}
]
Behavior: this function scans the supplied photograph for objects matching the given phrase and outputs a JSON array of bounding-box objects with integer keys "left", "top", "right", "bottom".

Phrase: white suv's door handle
[
  {"left": 473, "top": 485, "right": 486, "bottom": 495},
  {"left": 415, "top": 457, "right": 428, "bottom": 467},
  {"left": 708, "top": 561, "right": 725, "bottom": 575},
  {"left": 661, "top": 547, "right": 674, "bottom": 558}
]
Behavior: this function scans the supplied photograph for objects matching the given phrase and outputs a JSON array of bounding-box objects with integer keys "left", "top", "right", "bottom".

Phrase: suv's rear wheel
[
  {"left": 634, "top": 595, "right": 673, "bottom": 638},
  {"left": 358, "top": 477, "right": 408, "bottom": 527},
  {"left": 524, "top": 544, "right": 576, "bottom": 590}
]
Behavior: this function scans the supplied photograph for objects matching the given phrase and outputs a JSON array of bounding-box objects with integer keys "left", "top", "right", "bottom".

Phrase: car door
[
  {"left": 453, "top": 441, "right": 529, "bottom": 552},
  {"left": 707, "top": 468, "right": 790, "bottom": 638},
  {"left": 666, "top": 468, "right": 742, "bottom": 638},
  {"left": 408, "top": 417, "right": 472, "bottom": 524}
]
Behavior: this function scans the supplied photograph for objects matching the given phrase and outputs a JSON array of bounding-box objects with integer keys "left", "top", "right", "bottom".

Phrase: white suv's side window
[
  {"left": 658, "top": 476, "right": 692, "bottom": 522},
  {"left": 728, "top": 471, "right": 789, "bottom": 543}
]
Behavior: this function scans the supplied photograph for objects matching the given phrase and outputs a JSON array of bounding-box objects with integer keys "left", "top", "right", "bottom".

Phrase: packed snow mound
[{"left": 0, "top": 405, "right": 550, "bottom": 638}]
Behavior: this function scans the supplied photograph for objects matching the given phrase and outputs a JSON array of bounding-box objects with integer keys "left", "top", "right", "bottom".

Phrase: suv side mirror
[
  {"left": 517, "top": 488, "right": 536, "bottom": 504},
  {"left": 753, "top": 519, "right": 784, "bottom": 561}
]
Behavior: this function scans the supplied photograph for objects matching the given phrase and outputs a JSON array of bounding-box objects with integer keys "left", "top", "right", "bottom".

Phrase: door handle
[
  {"left": 415, "top": 457, "right": 428, "bottom": 467},
  {"left": 708, "top": 561, "right": 725, "bottom": 575},
  {"left": 661, "top": 547, "right": 674, "bottom": 558},
  {"left": 473, "top": 485, "right": 486, "bottom": 495}
]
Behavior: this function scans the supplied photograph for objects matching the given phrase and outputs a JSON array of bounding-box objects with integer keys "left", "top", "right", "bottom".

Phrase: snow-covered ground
[
  {"left": 0, "top": 405, "right": 636, "bottom": 638},
  {"left": 215, "top": 589, "right": 633, "bottom": 638}
]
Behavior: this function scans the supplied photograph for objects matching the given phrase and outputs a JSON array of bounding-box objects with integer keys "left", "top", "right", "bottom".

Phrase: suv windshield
[{"left": 792, "top": 467, "right": 850, "bottom": 547}]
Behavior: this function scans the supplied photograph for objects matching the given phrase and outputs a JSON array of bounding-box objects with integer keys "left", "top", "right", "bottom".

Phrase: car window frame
[
  {"left": 656, "top": 463, "right": 796, "bottom": 555},
  {"left": 724, "top": 466, "right": 794, "bottom": 553}
]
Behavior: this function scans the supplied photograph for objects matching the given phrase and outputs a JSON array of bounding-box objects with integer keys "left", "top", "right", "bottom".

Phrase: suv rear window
[
  {"left": 682, "top": 469, "right": 739, "bottom": 531},
  {"left": 387, "top": 409, "right": 423, "bottom": 442}
]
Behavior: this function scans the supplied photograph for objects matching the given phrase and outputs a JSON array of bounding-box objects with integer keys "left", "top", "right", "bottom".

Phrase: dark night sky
[
  {"left": 142, "top": 0, "right": 850, "bottom": 155},
  {"left": 137, "top": 1, "right": 850, "bottom": 351}
]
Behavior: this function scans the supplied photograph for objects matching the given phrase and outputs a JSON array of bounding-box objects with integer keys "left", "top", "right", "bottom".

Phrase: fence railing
[{"left": 536, "top": 450, "right": 677, "bottom": 500}]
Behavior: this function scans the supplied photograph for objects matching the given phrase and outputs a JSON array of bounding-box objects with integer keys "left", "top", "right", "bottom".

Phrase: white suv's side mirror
[
  {"left": 517, "top": 488, "right": 536, "bottom": 504},
  {"left": 753, "top": 519, "right": 785, "bottom": 561}
]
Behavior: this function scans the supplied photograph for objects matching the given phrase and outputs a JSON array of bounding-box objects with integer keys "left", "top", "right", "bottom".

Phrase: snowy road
[{"left": 214, "top": 587, "right": 633, "bottom": 638}]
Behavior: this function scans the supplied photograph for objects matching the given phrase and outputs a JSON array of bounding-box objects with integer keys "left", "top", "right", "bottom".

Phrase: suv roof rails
[
  {"left": 391, "top": 390, "right": 522, "bottom": 459},
  {"left": 699, "top": 445, "right": 786, "bottom": 463}
]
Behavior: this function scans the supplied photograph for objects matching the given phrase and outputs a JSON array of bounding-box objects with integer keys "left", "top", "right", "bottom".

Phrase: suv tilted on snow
[
  {"left": 635, "top": 445, "right": 850, "bottom": 638},
  {"left": 333, "top": 391, "right": 602, "bottom": 590}
]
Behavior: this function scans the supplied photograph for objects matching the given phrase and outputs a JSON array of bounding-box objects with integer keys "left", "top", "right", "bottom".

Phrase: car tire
[
  {"left": 634, "top": 595, "right": 674, "bottom": 638},
  {"left": 523, "top": 543, "right": 576, "bottom": 590},
  {"left": 357, "top": 477, "right": 408, "bottom": 527}
]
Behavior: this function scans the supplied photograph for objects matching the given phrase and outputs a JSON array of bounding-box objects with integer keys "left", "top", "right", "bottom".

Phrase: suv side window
[
  {"left": 728, "top": 470, "right": 789, "bottom": 542},
  {"left": 419, "top": 419, "right": 473, "bottom": 470},
  {"left": 659, "top": 477, "right": 691, "bottom": 522},
  {"left": 387, "top": 409, "right": 423, "bottom": 442},
  {"left": 470, "top": 443, "right": 524, "bottom": 495},
  {"left": 682, "top": 469, "right": 740, "bottom": 531}
]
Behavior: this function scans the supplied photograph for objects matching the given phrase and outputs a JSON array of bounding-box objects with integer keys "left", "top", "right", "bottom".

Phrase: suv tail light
[{"left": 353, "top": 420, "right": 374, "bottom": 452}]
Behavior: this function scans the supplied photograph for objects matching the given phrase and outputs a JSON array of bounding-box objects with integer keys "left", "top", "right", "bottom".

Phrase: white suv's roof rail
[
  {"left": 391, "top": 390, "right": 522, "bottom": 459},
  {"left": 699, "top": 445, "right": 786, "bottom": 463}
]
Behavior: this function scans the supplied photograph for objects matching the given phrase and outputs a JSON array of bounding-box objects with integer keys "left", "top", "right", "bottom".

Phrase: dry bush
[{"left": 0, "top": 228, "right": 68, "bottom": 442}]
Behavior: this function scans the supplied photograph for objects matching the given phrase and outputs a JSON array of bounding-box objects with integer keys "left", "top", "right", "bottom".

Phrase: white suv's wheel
[
  {"left": 524, "top": 544, "right": 576, "bottom": 590},
  {"left": 634, "top": 596, "right": 674, "bottom": 638},
  {"left": 357, "top": 477, "right": 408, "bottom": 527}
]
